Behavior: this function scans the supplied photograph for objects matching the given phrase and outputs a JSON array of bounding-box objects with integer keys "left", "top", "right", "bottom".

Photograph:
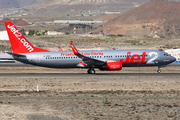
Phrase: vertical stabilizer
[{"left": 5, "top": 21, "right": 49, "bottom": 53}]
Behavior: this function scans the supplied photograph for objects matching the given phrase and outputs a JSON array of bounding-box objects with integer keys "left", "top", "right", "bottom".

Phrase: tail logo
[{"left": 7, "top": 24, "right": 34, "bottom": 52}]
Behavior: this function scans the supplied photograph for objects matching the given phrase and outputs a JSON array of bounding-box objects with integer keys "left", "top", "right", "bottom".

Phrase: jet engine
[{"left": 99, "top": 61, "right": 122, "bottom": 71}]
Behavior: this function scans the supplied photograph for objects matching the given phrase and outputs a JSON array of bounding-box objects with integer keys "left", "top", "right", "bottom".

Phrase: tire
[
  {"left": 157, "top": 69, "right": 161, "bottom": 73},
  {"left": 87, "top": 69, "right": 90, "bottom": 74},
  {"left": 88, "top": 69, "right": 95, "bottom": 74},
  {"left": 91, "top": 70, "right": 95, "bottom": 74}
]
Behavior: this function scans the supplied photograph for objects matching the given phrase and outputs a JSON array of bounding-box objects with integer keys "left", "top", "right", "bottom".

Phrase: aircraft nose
[{"left": 171, "top": 56, "right": 176, "bottom": 62}]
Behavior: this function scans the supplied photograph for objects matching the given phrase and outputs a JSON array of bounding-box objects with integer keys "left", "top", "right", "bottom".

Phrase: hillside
[
  {"left": 0, "top": 0, "right": 38, "bottom": 9},
  {"left": 0, "top": 0, "right": 148, "bottom": 10},
  {"left": 0, "top": 0, "right": 151, "bottom": 23},
  {"left": 28, "top": 0, "right": 147, "bottom": 6},
  {"left": 0, "top": 18, "right": 30, "bottom": 26},
  {"left": 21, "top": 0, "right": 148, "bottom": 22},
  {"left": 99, "top": 0, "right": 180, "bottom": 37}
]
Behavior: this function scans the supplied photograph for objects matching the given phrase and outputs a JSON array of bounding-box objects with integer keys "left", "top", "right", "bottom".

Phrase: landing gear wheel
[
  {"left": 87, "top": 69, "right": 95, "bottom": 74},
  {"left": 157, "top": 69, "right": 161, "bottom": 73},
  {"left": 88, "top": 69, "right": 90, "bottom": 74}
]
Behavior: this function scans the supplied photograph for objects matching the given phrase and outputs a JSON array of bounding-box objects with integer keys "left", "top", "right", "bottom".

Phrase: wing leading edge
[{"left": 70, "top": 42, "right": 105, "bottom": 67}]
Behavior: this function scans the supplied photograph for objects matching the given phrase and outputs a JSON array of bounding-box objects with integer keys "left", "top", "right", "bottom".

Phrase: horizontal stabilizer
[{"left": 7, "top": 52, "right": 26, "bottom": 57}]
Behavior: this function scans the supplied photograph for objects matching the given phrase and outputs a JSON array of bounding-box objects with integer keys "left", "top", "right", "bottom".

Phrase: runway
[
  {"left": 0, "top": 73, "right": 180, "bottom": 77},
  {"left": 0, "top": 63, "right": 179, "bottom": 77},
  {"left": 0, "top": 63, "right": 180, "bottom": 67},
  {"left": 0, "top": 63, "right": 34, "bottom": 67}
]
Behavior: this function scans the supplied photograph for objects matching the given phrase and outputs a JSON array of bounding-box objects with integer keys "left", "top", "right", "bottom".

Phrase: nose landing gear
[
  {"left": 157, "top": 68, "right": 161, "bottom": 73},
  {"left": 87, "top": 68, "right": 95, "bottom": 74}
]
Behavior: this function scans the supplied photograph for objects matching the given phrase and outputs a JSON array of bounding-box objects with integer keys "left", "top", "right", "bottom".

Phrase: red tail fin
[{"left": 5, "top": 21, "right": 49, "bottom": 53}]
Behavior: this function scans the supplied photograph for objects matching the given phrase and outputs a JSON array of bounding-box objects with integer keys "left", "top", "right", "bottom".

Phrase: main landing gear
[
  {"left": 157, "top": 68, "right": 161, "bottom": 73},
  {"left": 87, "top": 68, "right": 95, "bottom": 74}
]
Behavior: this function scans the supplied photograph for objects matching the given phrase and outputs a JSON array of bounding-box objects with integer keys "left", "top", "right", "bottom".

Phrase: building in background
[
  {"left": 165, "top": 49, "right": 180, "bottom": 63},
  {"left": 47, "top": 31, "right": 65, "bottom": 35},
  {"left": 0, "top": 31, "right": 9, "bottom": 40}
]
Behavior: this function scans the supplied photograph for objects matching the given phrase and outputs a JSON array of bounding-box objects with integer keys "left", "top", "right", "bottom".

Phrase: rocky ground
[
  {"left": 1, "top": 36, "right": 180, "bottom": 53},
  {"left": 0, "top": 64, "right": 180, "bottom": 120}
]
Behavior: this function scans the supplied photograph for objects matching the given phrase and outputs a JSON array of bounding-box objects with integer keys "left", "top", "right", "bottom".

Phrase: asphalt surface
[
  {"left": 0, "top": 73, "right": 179, "bottom": 77},
  {"left": 0, "top": 63, "right": 179, "bottom": 67},
  {"left": 0, "top": 63, "right": 34, "bottom": 67},
  {"left": 0, "top": 63, "right": 179, "bottom": 77}
]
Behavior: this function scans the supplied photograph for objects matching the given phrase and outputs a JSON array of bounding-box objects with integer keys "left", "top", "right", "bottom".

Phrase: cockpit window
[{"left": 164, "top": 54, "right": 170, "bottom": 56}]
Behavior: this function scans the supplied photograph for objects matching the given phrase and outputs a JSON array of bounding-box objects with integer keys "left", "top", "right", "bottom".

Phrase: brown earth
[
  {"left": 0, "top": 18, "right": 31, "bottom": 26},
  {"left": 1, "top": 35, "right": 180, "bottom": 53},
  {"left": 0, "top": 65, "right": 180, "bottom": 119},
  {"left": 99, "top": 0, "right": 180, "bottom": 37}
]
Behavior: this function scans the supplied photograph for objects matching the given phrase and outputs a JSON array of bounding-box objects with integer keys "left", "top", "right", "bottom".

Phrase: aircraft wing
[{"left": 70, "top": 42, "right": 105, "bottom": 66}]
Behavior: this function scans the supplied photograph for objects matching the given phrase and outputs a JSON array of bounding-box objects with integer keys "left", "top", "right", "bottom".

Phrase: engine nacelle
[{"left": 99, "top": 61, "right": 122, "bottom": 71}]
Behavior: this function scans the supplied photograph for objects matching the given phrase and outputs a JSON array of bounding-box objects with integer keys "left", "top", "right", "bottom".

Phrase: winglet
[
  {"left": 70, "top": 42, "right": 80, "bottom": 55},
  {"left": 58, "top": 46, "right": 63, "bottom": 51}
]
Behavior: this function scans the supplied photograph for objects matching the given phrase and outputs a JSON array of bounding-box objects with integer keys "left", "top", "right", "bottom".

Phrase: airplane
[{"left": 4, "top": 21, "right": 176, "bottom": 74}]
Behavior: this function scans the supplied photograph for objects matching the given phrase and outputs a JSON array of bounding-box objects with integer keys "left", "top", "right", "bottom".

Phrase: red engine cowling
[{"left": 104, "top": 62, "right": 122, "bottom": 71}]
